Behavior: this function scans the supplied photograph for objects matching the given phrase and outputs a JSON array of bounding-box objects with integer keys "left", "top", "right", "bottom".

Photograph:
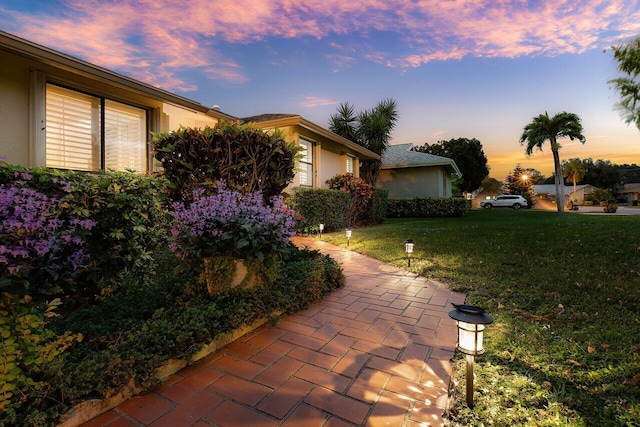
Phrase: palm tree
[
  {"left": 562, "top": 158, "right": 586, "bottom": 205},
  {"left": 329, "top": 99, "right": 398, "bottom": 186},
  {"left": 520, "top": 112, "right": 586, "bottom": 213}
]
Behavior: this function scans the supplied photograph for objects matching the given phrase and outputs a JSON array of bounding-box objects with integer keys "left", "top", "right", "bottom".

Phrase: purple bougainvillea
[
  {"left": 169, "top": 182, "right": 296, "bottom": 261},
  {"left": 0, "top": 182, "right": 96, "bottom": 295}
]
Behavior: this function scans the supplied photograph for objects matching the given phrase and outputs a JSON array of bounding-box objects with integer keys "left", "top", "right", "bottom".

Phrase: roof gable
[{"left": 381, "top": 143, "right": 461, "bottom": 176}]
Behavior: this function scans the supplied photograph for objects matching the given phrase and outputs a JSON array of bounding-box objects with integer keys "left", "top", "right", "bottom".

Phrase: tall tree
[
  {"left": 609, "top": 36, "right": 640, "bottom": 130},
  {"left": 329, "top": 99, "right": 398, "bottom": 186},
  {"left": 520, "top": 112, "right": 586, "bottom": 213},
  {"left": 504, "top": 164, "right": 536, "bottom": 206},
  {"left": 413, "top": 137, "right": 489, "bottom": 195},
  {"left": 562, "top": 158, "right": 586, "bottom": 203}
]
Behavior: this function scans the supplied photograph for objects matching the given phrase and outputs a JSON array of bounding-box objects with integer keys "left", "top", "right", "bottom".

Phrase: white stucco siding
[
  {"left": 320, "top": 150, "right": 342, "bottom": 187},
  {"left": 0, "top": 50, "right": 31, "bottom": 166},
  {"left": 378, "top": 167, "right": 451, "bottom": 198}
]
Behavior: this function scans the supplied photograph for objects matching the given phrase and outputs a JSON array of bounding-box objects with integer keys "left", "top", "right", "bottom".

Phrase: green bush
[
  {"left": 0, "top": 165, "right": 170, "bottom": 301},
  {"left": 151, "top": 122, "right": 300, "bottom": 201},
  {"left": 1, "top": 245, "right": 343, "bottom": 426},
  {"left": 387, "top": 197, "right": 469, "bottom": 218},
  {"left": 362, "top": 187, "right": 388, "bottom": 225},
  {"left": 326, "top": 173, "right": 373, "bottom": 227},
  {"left": 289, "top": 187, "right": 350, "bottom": 232}
]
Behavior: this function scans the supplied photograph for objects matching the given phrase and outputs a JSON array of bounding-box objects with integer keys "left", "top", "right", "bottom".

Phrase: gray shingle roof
[{"left": 381, "top": 143, "right": 461, "bottom": 175}]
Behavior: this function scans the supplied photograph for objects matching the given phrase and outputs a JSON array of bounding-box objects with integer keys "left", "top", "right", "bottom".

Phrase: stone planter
[{"left": 201, "top": 256, "right": 258, "bottom": 297}]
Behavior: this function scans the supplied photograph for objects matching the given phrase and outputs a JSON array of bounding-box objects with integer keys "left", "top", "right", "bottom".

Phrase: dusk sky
[{"left": 2, "top": 0, "right": 639, "bottom": 180}]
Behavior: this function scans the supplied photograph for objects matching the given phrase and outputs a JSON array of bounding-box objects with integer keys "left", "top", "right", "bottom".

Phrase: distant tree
[
  {"left": 413, "top": 137, "right": 489, "bottom": 195},
  {"left": 562, "top": 158, "right": 586, "bottom": 202},
  {"left": 479, "top": 177, "right": 503, "bottom": 194},
  {"left": 520, "top": 112, "right": 586, "bottom": 213},
  {"left": 504, "top": 164, "right": 535, "bottom": 206},
  {"left": 619, "top": 163, "right": 640, "bottom": 183},
  {"left": 521, "top": 168, "right": 546, "bottom": 184},
  {"left": 582, "top": 159, "right": 623, "bottom": 191},
  {"left": 609, "top": 36, "right": 640, "bottom": 130},
  {"left": 329, "top": 99, "right": 398, "bottom": 186}
]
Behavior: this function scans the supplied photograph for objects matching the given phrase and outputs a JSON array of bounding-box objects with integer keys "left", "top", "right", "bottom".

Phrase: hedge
[{"left": 387, "top": 197, "right": 469, "bottom": 218}]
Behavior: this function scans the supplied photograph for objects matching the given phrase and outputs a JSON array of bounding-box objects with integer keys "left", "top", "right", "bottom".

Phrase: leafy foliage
[
  {"left": 289, "top": 187, "right": 350, "bottom": 233},
  {"left": 326, "top": 173, "right": 374, "bottom": 227},
  {"left": 609, "top": 36, "right": 640, "bottom": 130},
  {"left": 328, "top": 99, "right": 398, "bottom": 186},
  {"left": 504, "top": 164, "right": 536, "bottom": 207},
  {"left": 387, "top": 197, "right": 469, "bottom": 218},
  {"left": 168, "top": 183, "right": 296, "bottom": 262},
  {"left": 151, "top": 122, "right": 300, "bottom": 202},
  {"left": 413, "top": 137, "right": 489, "bottom": 194}
]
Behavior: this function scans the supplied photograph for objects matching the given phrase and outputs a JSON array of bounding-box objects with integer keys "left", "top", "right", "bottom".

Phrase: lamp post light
[
  {"left": 318, "top": 223, "right": 324, "bottom": 235},
  {"left": 345, "top": 228, "right": 352, "bottom": 247},
  {"left": 448, "top": 304, "right": 493, "bottom": 408},
  {"left": 404, "top": 239, "right": 415, "bottom": 267}
]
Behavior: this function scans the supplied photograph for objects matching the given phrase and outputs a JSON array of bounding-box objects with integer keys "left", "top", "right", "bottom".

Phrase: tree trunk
[
  {"left": 572, "top": 175, "right": 577, "bottom": 204},
  {"left": 552, "top": 145, "right": 564, "bottom": 213}
]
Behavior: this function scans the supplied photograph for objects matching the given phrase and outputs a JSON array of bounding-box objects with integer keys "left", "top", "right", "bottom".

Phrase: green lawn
[{"left": 319, "top": 210, "right": 640, "bottom": 426}]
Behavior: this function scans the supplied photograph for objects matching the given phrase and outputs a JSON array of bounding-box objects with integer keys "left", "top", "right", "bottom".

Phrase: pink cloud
[
  {"left": 301, "top": 96, "right": 339, "bottom": 108},
  {"left": 2, "top": 0, "right": 639, "bottom": 90}
]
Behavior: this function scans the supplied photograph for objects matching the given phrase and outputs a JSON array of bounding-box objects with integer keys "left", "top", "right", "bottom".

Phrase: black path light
[
  {"left": 345, "top": 228, "right": 352, "bottom": 247},
  {"left": 448, "top": 303, "right": 494, "bottom": 408},
  {"left": 404, "top": 239, "right": 415, "bottom": 267}
]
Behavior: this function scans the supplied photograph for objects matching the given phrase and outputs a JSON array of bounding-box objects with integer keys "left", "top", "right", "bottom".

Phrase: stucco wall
[
  {"left": 163, "top": 103, "right": 218, "bottom": 130},
  {"left": 320, "top": 150, "right": 342, "bottom": 187},
  {"left": 0, "top": 50, "right": 31, "bottom": 165},
  {"left": 378, "top": 167, "right": 451, "bottom": 198}
]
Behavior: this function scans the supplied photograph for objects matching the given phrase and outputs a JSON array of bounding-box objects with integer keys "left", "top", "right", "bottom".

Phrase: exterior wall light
[
  {"left": 448, "top": 303, "right": 493, "bottom": 408},
  {"left": 404, "top": 239, "right": 415, "bottom": 267},
  {"left": 345, "top": 228, "right": 352, "bottom": 246}
]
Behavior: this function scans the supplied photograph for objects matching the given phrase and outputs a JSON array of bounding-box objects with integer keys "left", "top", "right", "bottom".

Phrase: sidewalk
[{"left": 82, "top": 236, "right": 465, "bottom": 426}]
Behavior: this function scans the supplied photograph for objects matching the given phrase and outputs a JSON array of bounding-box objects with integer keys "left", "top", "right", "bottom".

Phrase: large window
[
  {"left": 298, "top": 138, "right": 314, "bottom": 186},
  {"left": 46, "top": 84, "right": 147, "bottom": 172}
]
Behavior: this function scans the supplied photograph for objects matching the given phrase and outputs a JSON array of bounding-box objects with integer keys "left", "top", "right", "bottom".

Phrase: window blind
[{"left": 105, "top": 100, "right": 146, "bottom": 172}]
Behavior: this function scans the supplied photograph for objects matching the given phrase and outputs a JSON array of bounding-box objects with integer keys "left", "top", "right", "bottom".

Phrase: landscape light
[
  {"left": 318, "top": 223, "right": 324, "bottom": 234},
  {"left": 448, "top": 304, "right": 493, "bottom": 408},
  {"left": 404, "top": 239, "right": 415, "bottom": 267},
  {"left": 345, "top": 228, "right": 352, "bottom": 246}
]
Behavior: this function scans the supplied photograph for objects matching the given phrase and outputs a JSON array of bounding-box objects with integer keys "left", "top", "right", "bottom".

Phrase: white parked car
[{"left": 480, "top": 195, "right": 528, "bottom": 210}]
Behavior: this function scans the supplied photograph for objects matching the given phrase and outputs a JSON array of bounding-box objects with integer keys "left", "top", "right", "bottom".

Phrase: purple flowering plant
[
  {"left": 169, "top": 181, "right": 296, "bottom": 262},
  {"left": 0, "top": 179, "right": 96, "bottom": 297}
]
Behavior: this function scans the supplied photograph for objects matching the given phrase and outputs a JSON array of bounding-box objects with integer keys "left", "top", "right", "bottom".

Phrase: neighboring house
[
  {"left": 241, "top": 114, "right": 379, "bottom": 189},
  {"left": 377, "top": 143, "right": 461, "bottom": 198},
  {"left": 0, "top": 30, "right": 235, "bottom": 173},
  {"left": 534, "top": 184, "right": 595, "bottom": 204},
  {"left": 617, "top": 183, "right": 640, "bottom": 204}
]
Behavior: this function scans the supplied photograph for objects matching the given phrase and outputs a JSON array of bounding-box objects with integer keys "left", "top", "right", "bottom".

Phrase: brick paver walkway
[{"left": 81, "top": 236, "right": 466, "bottom": 426}]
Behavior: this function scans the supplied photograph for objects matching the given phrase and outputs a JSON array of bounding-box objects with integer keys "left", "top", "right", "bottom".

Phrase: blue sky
[{"left": 2, "top": 0, "right": 639, "bottom": 180}]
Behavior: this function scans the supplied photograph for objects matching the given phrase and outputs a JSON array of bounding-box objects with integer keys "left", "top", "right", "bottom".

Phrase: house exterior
[
  {"left": 0, "top": 30, "right": 237, "bottom": 173},
  {"left": 377, "top": 143, "right": 461, "bottom": 198},
  {"left": 241, "top": 114, "right": 379, "bottom": 189},
  {"left": 617, "top": 183, "right": 640, "bottom": 204},
  {"left": 533, "top": 184, "right": 595, "bottom": 204},
  {"left": 0, "top": 31, "right": 379, "bottom": 191}
]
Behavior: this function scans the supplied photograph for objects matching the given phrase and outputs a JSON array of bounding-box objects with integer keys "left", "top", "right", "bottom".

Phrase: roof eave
[{"left": 0, "top": 30, "right": 231, "bottom": 119}]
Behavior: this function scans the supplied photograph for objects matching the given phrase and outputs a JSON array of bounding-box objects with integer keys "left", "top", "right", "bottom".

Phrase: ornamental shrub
[
  {"left": 0, "top": 177, "right": 95, "bottom": 299},
  {"left": 151, "top": 121, "right": 300, "bottom": 202},
  {"left": 169, "top": 182, "right": 296, "bottom": 262},
  {"left": 326, "top": 173, "right": 373, "bottom": 227}
]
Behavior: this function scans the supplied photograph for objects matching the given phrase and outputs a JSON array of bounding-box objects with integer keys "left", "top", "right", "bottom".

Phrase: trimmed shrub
[
  {"left": 289, "top": 187, "right": 350, "bottom": 233},
  {"left": 151, "top": 122, "right": 300, "bottom": 202},
  {"left": 362, "top": 187, "right": 388, "bottom": 225},
  {"left": 387, "top": 197, "right": 469, "bottom": 218}
]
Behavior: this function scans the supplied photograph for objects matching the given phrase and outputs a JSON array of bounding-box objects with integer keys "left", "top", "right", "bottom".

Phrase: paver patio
[{"left": 80, "top": 236, "right": 466, "bottom": 426}]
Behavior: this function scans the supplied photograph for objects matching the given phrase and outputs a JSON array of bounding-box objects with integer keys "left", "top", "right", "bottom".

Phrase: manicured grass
[{"left": 320, "top": 210, "right": 640, "bottom": 426}]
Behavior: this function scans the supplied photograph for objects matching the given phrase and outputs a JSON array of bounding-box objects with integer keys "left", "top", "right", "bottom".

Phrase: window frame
[
  {"left": 43, "top": 81, "right": 149, "bottom": 172},
  {"left": 298, "top": 137, "right": 315, "bottom": 187}
]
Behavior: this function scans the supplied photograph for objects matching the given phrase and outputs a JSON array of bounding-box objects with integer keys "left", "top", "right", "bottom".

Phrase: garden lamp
[
  {"left": 345, "top": 228, "right": 352, "bottom": 246},
  {"left": 448, "top": 304, "right": 493, "bottom": 408},
  {"left": 319, "top": 223, "right": 324, "bottom": 234},
  {"left": 404, "top": 239, "right": 415, "bottom": 267}
]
